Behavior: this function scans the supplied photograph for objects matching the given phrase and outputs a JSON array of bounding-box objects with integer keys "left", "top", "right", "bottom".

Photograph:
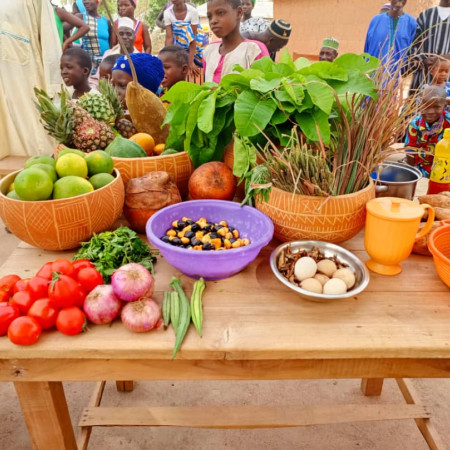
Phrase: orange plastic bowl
[{"left": 428, "top": 220, "right": 450, "bottom": 288}]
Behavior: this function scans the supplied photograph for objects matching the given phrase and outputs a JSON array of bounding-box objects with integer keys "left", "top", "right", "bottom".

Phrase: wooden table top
[{"left": 0, "top": 233, "right": 449, "bottom": 363}]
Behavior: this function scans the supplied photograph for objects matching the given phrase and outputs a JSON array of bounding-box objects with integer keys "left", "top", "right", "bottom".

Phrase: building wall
[{"left": 274, "top": 0, "right": 438, "bottom": 58}]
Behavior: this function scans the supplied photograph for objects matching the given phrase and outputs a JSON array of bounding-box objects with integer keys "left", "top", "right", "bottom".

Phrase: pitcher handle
[{"left": 415, "top": 204, "right": 435, "bottom": 242}]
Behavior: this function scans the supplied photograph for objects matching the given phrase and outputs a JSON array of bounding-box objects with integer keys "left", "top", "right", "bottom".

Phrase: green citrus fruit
[
  {"left": 57, "top": 148, "right": 86, "bottom": 160},
  {"left": 6, "top": 191, "right": 21, "bottom": 200},
  {"left": 14, "top": 168, "right": 53, "bottom": 201},
  {"left": 7, "top": 182, "right": 15, "bottom": 193},
  {"left": 53, "top": 176, "right": 94, "bottom": 199},
  {"left": 32, "top": 163, "right": 58, "bottom": 183},
  {"left": 85, "top": 151, "right": 114, "bottom": 176},
  {"left": 24, "top": 155, "right": 56, "bottom": 169},
  {"left": 55, "top": 154, "right": 88, "bottom": 179},
  {"left": 89, "top": 173, "right": 115, "bottom": 189}
]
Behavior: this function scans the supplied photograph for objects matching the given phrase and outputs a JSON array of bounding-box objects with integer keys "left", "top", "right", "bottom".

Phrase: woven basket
[
  {"left": 55, "top": 145, "right": 193, "bottom": 198},
  {"left": 0, "top": 168, "right": 124, "bottom": 251},
  {"left": 255, "top": 181, "right": 375, "bottom": 243}
]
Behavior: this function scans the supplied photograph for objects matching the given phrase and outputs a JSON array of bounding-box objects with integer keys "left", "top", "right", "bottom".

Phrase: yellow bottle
[{"left": 429, "top": 128, "right": 450, "bottom": 194}]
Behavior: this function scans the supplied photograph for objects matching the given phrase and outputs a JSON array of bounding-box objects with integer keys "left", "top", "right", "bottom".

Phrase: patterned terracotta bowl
[{"left": 0, "top": 168, "right": 124, "bottom": 251}]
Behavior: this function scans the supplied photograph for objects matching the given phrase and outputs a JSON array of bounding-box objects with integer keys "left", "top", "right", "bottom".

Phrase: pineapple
[
  {"left": 72, "top": 118, "right": 115, "bottom": 152},
  {"left": 78, "top": 93, "right": 116, "bottom": 126},
  {"left": 98, "top": 79, "right": 137, "bottom": 138}
]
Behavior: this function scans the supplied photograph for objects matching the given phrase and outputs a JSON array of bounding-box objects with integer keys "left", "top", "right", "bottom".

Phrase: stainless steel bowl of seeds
[{"left": 270, "top": 241, "right": 370, "bottom": 302}]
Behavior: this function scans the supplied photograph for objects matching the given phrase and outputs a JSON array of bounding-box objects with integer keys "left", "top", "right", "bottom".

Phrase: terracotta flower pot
[
  {"left": 255, "top": 181, "right": 375, "bottom": 243},
  {"left": 0, "top": 168, "right": 124, "bottom": 251}
]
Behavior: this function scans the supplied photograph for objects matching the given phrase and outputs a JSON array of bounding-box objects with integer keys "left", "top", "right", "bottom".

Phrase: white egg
[
  {"left": 314, "top": 273, "right": 330, "bottom": 286},
  {"left": 333, "top": 268, "right": 356, "bottom": 289},
  {"left": 323, "top": 278, "right": 348, "bottom": 295},
  {"left": 294, "top": 257, "right": 317, "bottom": 281},
  {"left": 300, "top": 278, "right": 323, "bottom": 294},
  {"left": 316, "top": 259, "right": 337, "bottom": 277}
]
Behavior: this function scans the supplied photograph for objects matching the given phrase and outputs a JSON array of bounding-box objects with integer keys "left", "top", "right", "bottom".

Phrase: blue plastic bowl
[{"left": 146, "top": 200, "right": 274, "bottom": 280}]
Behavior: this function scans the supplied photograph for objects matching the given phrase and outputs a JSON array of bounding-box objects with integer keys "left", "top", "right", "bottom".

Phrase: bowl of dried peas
[{"left": 146, "top": 200, "right": 274, "bottom": 280}]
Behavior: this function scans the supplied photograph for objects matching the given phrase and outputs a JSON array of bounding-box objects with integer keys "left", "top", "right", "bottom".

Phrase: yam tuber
[
  {"left": 435, "top": 207, "right": 450, "bottom": 220},
  {"left": 418, "top": 194, "right": 450, "bottom": 209},
  {"left": 412, "top": 221, "right": 441, "bottom": 256}
]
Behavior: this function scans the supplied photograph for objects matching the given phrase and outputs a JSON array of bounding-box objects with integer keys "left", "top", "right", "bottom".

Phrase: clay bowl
[{"left": 0, "top": 168, "right": 124, "bottom": 251}]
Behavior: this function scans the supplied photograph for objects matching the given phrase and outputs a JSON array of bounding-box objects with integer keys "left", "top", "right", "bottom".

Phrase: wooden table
[{"left": 0, "top": 233, "right": 449, "bottom": 450}]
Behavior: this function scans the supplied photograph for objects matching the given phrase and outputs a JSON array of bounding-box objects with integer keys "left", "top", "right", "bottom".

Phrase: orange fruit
[
  {"left": 153, "top": 143, "right": 165, "bottom": 155},
  {"left": 129, "top": 133, "right": 155, "bottom": 156}
]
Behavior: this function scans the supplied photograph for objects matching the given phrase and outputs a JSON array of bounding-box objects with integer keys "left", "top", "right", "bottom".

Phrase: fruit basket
[{"left": 0, "top": 168, "right": 124, "bottom": 251}]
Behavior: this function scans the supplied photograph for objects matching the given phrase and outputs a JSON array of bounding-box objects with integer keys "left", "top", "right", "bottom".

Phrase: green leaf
[
  {"left": 305, "top": 80, "right": 334, "bottom": 114},
  {"left": 279, "top": 49, "right": 296, "bottom": 70},
  {"left": 238, "top": 68, "right": 266, "bottom": 80},
  {"left": 271, "top": 108, "right": 289, "bottom": 125},
  {"left": 298, "top": 62, "right": 348, "bottom": 81},
  {"left": 216, "top": 93, "right": 236, "bottom": 108},
  {"left": 272, "top": 63, "right": 295, "bottom": 77},
  {"left": 197, "top": 90, "right": 218, "bottom": 133},
  {"left": 296, "top": 108, "right": 331, "bottom": 144},
  {"left": 294, "top": 57, "right": 311, "bottom": 70},
  {"left": 184, "top": 91, "right": 209, "bottom": 152},
  {"left": 250, "top": 57, "right": 276, "bottom": 73},
  {"left": 333, "top": 52, "right": 380, "bottom": 73},
  {"left": 220, "top": 73, "right": 251, "bottom": 90},
  {"left": 250, "top": 77, "right": 281, "bottom": 93},
  {"left": 234, "top": 90, "right": 277, "bottom": 137},
  {"left": 162, "top": 81, "right": 204, "bottom": 103},
  {"left": 232, "top": 133, "right": 257, "bottom": 178},
  {"left": 329, "top": 72, "right": 377, "bottom": 99},
  {"left": 282, "top": 79, "right": 305, "bottom": 105}
]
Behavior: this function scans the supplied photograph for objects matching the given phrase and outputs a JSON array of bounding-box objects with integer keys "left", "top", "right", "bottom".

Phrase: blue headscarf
[{"left": 112, "top": 53, "right": 164, "bottom": 94}]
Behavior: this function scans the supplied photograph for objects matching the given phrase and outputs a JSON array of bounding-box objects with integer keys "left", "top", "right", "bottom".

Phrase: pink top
[{"left": 203, "top": 39, "right": 270, "bottom": 84}]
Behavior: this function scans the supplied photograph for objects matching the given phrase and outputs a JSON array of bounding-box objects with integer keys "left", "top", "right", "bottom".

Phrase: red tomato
[
  {"left": 0, "top": 290, "right": 10, "bottom": 303},
  {"left": 8, "top": 316, "right": 42, "bottom": 345},
  {"left": 28, "top": 298, "right": 58, "bottom": 330},
  {"left": 13, "top": 278, "right": 30, "bottom": 294},
  {"left": 56, "top": 306, "right": 86, "bottom": 335},
  {"left": 10, "top": 291, "right": 35, "bottom": 315},
  {"left": 0, "top": 274, "right": 21, "bottom": 296},
  {"left": 35, "top": 261, "right": 53, "bottom": 280},
  {"left": 77, "top": 267, "right": 103, "bottom": 293},
  {"left": 51, "top": 259, "right": 74, "bottom": 277},
  {"left": 48, "top": 274, "right": 82, "bottom": 308},
  {"left": 26, "top": 277, "right": 49, "bottom": 301},
  {"left": 75, "top": 285, "right": 87, "bottom": 308},
  {"left": 72, "top": 259, "right": 95, "bottom": 277},
  {"left": 0, "top": 304, "right": 20, "bottom": 336}
]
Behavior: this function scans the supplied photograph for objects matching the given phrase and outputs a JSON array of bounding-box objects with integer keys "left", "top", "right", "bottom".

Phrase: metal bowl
[{"left": 270, "top": 240, "right": 370, "bottom": 302}]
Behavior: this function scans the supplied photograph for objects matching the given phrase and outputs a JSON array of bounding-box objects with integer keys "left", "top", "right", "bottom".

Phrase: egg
[
  {"left": 314, "top": 273, "right": 330, "bottom": 286},
  {"left": 316, "top": 259, "right": 337, "bottom": 277},
  {"left": 294, "top": 257, "right": 317, "bottom": 281},
  {"left": 300, "top": 277, "right": 323, "bottom": 294},
  {"left": 333, "top": 268, "right": 356, "bottom": 289},
  {"left": 323, "top": 278, "right": 347, "bottom": 295}
]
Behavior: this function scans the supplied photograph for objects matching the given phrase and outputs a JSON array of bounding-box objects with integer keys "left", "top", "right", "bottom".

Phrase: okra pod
[
  {"left": 162, "top": 291, "right": 171, "bottom": 327},
  {"left": 190, "top": 277, "right": 206, "bottom": 337},
  {"left": 169, "top": 277, "right": 191, "bottom": 359},
  {"left": 170, "top": 291, "right": 180, "bottom": 330}
]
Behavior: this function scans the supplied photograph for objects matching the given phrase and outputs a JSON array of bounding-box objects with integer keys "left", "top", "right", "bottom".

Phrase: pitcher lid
[{"left": 366, "top": 197, "right": 425, "bottom": 220}]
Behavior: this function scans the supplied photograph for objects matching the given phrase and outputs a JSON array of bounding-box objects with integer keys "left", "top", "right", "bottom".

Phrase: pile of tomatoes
[{"left": 0, "top": 259, "right": 103, "bottom": 346}]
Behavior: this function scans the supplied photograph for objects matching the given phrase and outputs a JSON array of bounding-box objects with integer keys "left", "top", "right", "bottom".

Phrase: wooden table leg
[
  {"left": 361, "top": 378, "right": 384, "bottom": 396},
  {"left": 14, "top": 381, "right": 77, "bottom": 450}
]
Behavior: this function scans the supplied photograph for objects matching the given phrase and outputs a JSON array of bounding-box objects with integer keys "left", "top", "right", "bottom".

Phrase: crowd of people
[{"left": 1, "top": 0, "right": 450, "bottom": 188}]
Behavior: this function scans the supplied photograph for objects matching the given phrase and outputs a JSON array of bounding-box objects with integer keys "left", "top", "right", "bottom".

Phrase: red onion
[
  {"left": 121, "top": 298, "right": 161, "bottom": 333},
  {"left": 111, "top": 263, "right": 155, "bottom": 302},
  {"left": 83, "top": 285, "right": 121, "bottom": 325}
]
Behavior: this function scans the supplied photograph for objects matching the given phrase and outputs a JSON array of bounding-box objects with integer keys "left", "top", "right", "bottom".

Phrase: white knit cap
[{"left": 117, "top": 17, "right": 134, "bottom": 30}]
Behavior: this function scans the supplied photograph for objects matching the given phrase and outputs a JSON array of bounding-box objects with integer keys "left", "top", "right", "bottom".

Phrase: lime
[
  {"left": 7, "top": 182, "right": 15, "bottom": 193},
  {"left": 24, "top": 155, "right": 56, "bottom": 169},
  {"left": 89, "top": 173, "right": 115, "bottom": 189},
  {"left": 57, "top": 148, "right": 86, "bottom": 160},
  {"left": 6, "top": 191, "right": 21, "bottom": 200},
  {"left": 56, "top": 154, "right": 88, "bottom": 179},
  {"left": 32, "top": 163, "right": 58, "bottom": 183},
  {"left": 85, "top": 151, "right": 114, "bottom": 176},
  {"left": 14, "top": 168, "right": 53, "bottom": 201},
  {"left": 53, "top": 176, "right": 94, "bottom": 199}
]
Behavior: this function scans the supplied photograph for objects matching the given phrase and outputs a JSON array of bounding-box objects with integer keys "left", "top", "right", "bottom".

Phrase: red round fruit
[
  {"left": 72, "top": 259, "right": 95, "bottom": 277},
  {"left": 48, "top": 274, "right": 82, "bottom": 309},
  {"left": 26, "top": 276, "right": 49, "bottom": 301},
  {"left": 36, "top": 262, "right": 53, "bottom": 280},
  {"left": 77, "top": 267, "right": 103, "bottom": 293},
  {"left": 0, "top": 274, "right": 21, "bottom": 295},
  {"left": 28, "top": 298, "right": 59, "bottom": 330},
  {"left": 56, "top": 307, "right": 86, "bottom": 336},
  {"left": 0, "top": 304, "right": 20, "bottom": 336},
  {"left": 51, "top": 259, "right": 75, "bottom": 277},
  {"left": 13, "top": 278, "right": 30, "bottom": 294},
  {"left": 8, "top": 316, "right": 42, "bottom": 346},
  {"left": 10, "top": 291, "right": 35, "bottom": 315}
]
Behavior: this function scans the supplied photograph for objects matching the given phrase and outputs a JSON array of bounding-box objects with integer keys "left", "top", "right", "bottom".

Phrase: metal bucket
[{"left": 370, "top": 161, "right": 422, "bottom": 200}]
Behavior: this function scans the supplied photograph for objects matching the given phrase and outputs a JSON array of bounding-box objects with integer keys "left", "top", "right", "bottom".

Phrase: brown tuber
[{"left": 124, "top": 171, "right": 181, "bottom": 233}]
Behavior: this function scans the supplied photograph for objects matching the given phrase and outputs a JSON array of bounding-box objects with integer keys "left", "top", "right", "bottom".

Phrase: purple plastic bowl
[{"left": 146, "top": 200, "right": 274, "bottom": 280}]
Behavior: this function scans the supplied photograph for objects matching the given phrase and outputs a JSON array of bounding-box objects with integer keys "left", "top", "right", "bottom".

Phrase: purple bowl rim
[{"left": 146, "top": 199, "right": 274, "bottom": 256}]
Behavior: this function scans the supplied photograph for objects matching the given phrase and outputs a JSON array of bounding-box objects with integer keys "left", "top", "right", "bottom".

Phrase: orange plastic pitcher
[{"left": 364, "top": 197, "right": 435, "bottom": 275}]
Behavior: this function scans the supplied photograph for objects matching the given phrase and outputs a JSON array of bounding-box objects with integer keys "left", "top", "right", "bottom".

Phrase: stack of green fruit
[{"left": 7, "top": 150, "right": 116, "bottom": 201}]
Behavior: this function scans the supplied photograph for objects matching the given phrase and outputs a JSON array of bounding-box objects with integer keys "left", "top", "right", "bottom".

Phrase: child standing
[
  {"left": 60, "top": 48, "right": 100, "bottom": 99},
  {"left": 428, "top": 57, "right": 450, "bottom": 109},
  {"left": 204, "top": 0, "right": 269, "bottom": 83},
  {"left": 405, "top": 86, "right": 450, "bottom": 179},
  {"left": 158, "top": 45, "right": 189, "bottom": 91}
]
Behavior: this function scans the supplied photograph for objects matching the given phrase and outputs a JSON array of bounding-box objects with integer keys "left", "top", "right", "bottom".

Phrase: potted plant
[{"left": 163, "top": 51, "right": 418, "bottom": 242}]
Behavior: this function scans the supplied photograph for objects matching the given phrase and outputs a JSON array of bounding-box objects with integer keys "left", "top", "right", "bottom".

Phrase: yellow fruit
[
  {"left": 56, "top": 154, "right": 88, "bottom": 178},
  {"left": 85, "top": 150, "right": 114, "bottom": 176},
  {"left": 14, "top": 168, "right": 53, "bottom": 201},
  {"left": 129, "top": 133, "right": 155, "bottom": 156},
  {"left": 153, "top": 143, "right": 165, "bottom": 155},
  {"left": 89, "top": 173, "right": 115, "bottom": 189},
  {"left": 7, "top": 182, "right": 15, "bottom": 193},
  {"left": 53, "top": 176, "right": 94, "bottom": 199}
]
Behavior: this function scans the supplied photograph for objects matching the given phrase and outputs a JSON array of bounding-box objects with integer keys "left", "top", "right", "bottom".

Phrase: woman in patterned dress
[{"left": 240, "top": 0, "right": 268, "bottom": 34}]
